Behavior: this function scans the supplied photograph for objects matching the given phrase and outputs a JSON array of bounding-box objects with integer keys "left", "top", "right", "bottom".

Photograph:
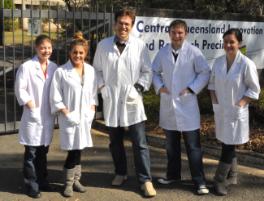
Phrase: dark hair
[
  {"left": 35, "top": 34, "right": 52, "bottom": 46},
  {"left": 69, "top": 31, "right": 89, "bottom": 54},
  {"left": 114, "top": 8, "right": 136, "bottom": 25},
  {"left": 223, "top": 28, "right": 243, "bottom": 42},
  {"left": 169, "top": 20, "right": 188, "bottom": 32}
]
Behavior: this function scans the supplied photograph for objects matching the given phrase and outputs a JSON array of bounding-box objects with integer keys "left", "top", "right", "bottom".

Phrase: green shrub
[
  {"left": 4, "top": 18, "right": 20, "bottom": 31},
  {"left": 2, "top": 0, "right": 20, "bottom": 31},
  {"left": 250, "top": 89, "right": 264, "bottom": 126},
  {"left": 143, "top": 87, "right": 160, "bottom": 123},
  {"left": 198, "top": 89, "right": 213, "bottom": 114}
]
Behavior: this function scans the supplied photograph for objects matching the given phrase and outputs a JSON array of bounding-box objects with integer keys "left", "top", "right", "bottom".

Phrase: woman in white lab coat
[
  {"left": 208, "top": 28, "right": 260, "bottom": 195},
  {"left": 15, "top": 35, "right": 57, "bottom": 198},
  {"left": 50, "top": 31, "right": 97, "bottom": 197}
]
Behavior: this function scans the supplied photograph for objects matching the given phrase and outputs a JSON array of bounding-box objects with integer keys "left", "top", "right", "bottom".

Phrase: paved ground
[{"left": 0, "top": 128, "right": 264, "bottom": 201}]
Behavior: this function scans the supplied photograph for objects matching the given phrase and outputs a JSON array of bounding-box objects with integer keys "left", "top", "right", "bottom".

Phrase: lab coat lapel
[
  {"left": 172, "top": 41, "right": 187, "bottom": 73},
  {"left": 113, "top": 39, "right": 120, "bottom": 56},
  {"left": 167, "top": 45, "right": 176, "bottom": 66},
  {"left": 82, "top": 64, "right": 90, "bottom": 88},
  {"left": 113, "top": 35, "right": 130, "bottom": 57},
  {"left": 45, "top": 59, "right": 52, "bottom": 80},
  {"left": 178, "top": 41, "right": 188, "bottom": 67},
  {"left": 33, "top": 56, "right": 45, "bottom": 82},
  {"left": 65, "top": 60, "right": 81, "bottom": 85},
  {"left": 226, "top": 51, "right": 242, "bottom": 79}
]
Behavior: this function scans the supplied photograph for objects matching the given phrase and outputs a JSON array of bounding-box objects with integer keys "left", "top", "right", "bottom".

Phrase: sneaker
[
  {"left": 141, "top": 181, "right": 157, "bottom": 197},
  {"left": 197, "top": 185, "right": 209, "bottom": 195},
  {"left": 157, "top": 177, "right": 180, "bottom": 185},
  {"left": 111, "top": 175, "right": 128, "bottom": 186}
]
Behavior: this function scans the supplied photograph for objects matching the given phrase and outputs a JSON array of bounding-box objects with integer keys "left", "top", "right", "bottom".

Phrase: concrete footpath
[{"left": 0, "top": 127, "right": 264, "bottom": 201}]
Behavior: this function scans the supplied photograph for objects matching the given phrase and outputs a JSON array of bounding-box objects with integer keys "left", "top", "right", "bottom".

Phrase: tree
[{"left": 142, "top": 0, "right": 264, "bottom": 16}]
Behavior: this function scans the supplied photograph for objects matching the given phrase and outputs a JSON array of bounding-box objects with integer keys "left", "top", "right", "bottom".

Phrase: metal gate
[{"left": 0, "top": 0, "right": 113, "bottom": 134}]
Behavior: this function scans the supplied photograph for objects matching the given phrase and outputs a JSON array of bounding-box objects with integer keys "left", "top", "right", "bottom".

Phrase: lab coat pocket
[
  {"left": 179, "top": 93, "right": 194, "bottom": 104},
  {"left": 66, "top": 111, "right": 80, "bottom": 126},
  {"left": 232, "top": 106, "right": 248, "bottom": 121},
  {"left": 127, "top": 86, "right": 140, "bottom": 104},
  {"left": 29, "top": 107, "right": 41, "bottom": 124},
  {"left": 101, "top": 86, "right": 109, "bottom": 99},
  {"left": 85, "top": 109, "right": 95, "bottom": 124},
  {"left": 160, "top": 92, "right": 172, "bottom": 110}
]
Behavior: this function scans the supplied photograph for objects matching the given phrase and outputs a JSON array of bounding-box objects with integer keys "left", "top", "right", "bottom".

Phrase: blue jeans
[
  {"left": 108, "top": 121, "right": 152, "bottom": 184},
  {"left": 164, "top": 129, "right": 206, "bottom": 186},
  {"left": 23, "top": 145, "right": 49, "bottom": 192}
]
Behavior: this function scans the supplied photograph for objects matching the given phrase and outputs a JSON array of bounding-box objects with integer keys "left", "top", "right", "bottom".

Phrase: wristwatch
[
  {"left": 134, "top": 83, "right": 144, "bottom": 93},
  {"left": 187, "top": 87, "right": 194, "bottom": 94}
]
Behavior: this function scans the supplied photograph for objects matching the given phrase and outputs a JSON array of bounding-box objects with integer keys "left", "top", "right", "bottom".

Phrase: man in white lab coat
[
  {"left": 93, "top": 9, "right": 156, "bottom": 197},
  {"left": 152, "top": 20, "right": 210, "bottom": 195}
]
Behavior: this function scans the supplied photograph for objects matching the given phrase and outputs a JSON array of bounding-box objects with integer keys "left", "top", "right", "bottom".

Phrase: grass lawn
[{"left": 4, "top": 30, "right": 58, "bottom": 45}]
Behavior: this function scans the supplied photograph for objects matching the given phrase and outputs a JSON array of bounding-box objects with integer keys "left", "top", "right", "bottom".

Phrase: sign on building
[{"left": 132, "top": 16, "right": 264, "bottom": 69}]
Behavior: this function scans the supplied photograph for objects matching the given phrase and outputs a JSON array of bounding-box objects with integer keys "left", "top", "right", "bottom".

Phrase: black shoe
[
  {"left": 39, "top": 182, "right": 53, "bottom": 192},
  {"left": 157, "top": 177, "right": 180, "bottom": 185},
  {"left": 38, "top": 180, "right": 53, "bottom": 192},
  {"left": 39, "top": 184, "right": 52, "bottom": 192},
  {"left": 27, "top": 189, "right": 41, "bottom": 199}
]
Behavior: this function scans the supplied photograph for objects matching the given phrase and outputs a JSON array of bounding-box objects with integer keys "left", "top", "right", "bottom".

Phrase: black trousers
[
  {"left": 220, "top": 143, "right": 236, "bottom": 164},
  {"left": 64, "top": 150, "right": 81, "bottom": 169},
  {"left": 23, "top": 145, "right": 49, "bottom": 192}
]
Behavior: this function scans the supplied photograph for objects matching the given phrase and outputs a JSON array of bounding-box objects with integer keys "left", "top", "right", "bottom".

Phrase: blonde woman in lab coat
[
  {"left": 208, "top": 28, "right": 260, "bottom": 195},
  {"left": 50, "top": 31, "right": 97, "bottom": 197},
  {"left": 15, "top": 35, "right": 57, "bottom": 198}
]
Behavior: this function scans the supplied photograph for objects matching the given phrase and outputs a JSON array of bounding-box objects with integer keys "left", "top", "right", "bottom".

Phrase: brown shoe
[
  {"left": 141, "top": 181, "right": 157, "bottom": 197},
  {"left": 111, "top": 175, "right": 128, "bottom": 186}
]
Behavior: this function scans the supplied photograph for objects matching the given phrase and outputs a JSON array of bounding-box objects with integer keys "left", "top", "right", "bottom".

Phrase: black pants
[
  {"left": 64, "top": 150, "right": 81, "bottom": 169},
  {"left": 220, "top": 144, "right": 236, "bottom": 164},
  {"left": 23, "top": 145, "right": 49, "bottom": 192}
]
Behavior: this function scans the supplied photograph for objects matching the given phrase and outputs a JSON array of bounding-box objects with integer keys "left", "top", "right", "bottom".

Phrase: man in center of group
[
  {"left": 93, "top": 9, "right": 156, "bottom": 197},
  {"left": 152, "top": 19, "right": 210, "bottom": 195}
]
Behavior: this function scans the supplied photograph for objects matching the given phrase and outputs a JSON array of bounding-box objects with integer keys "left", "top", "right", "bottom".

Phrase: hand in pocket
[
  {"left": 29, "top": 107, "right": 41, "bottom": 124},
  {"left": 66, "top": 111, "right": 80, "bottom": 126}
]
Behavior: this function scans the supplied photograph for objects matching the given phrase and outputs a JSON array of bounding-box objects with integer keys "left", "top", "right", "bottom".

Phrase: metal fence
[{"left": 0, "top": 0, "right": 113, "bottom": 134}]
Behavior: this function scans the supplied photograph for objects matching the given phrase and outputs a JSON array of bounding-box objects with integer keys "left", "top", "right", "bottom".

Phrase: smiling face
[
  {"left": 223, "top": 33, "right": 241, "bottom": 57},
  {"left": 169, "top": 25, "right": 187, "bottom": 49},
  {"left": 69, "top": 45, "right": 87, "bottom": 67},
  {"left": 114, "top": 15, "right": 133, "bottom": 41},
  {"left": 35, "top": 40, "right": 52, "bottom": 63}
]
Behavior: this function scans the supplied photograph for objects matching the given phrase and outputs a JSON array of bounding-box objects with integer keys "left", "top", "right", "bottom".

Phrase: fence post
[{"left": 0, "top": 0, "right": 4, "bottom": 45}]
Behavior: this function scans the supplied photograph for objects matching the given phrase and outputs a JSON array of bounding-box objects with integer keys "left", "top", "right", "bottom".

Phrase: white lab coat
[
  {"left": 152, "top": 41, "right": 210, "bottom": 131},
  {"left": 208, "top": 51, "right": 260, "bottom": 144},
  {"left": 93, "top": 35, "right": 152, "bottom": 127},
  {"left": 15, "top": 56, "right": 57, "bottom": 146},
  {"left": 50, "top": 60, "right": 98, "bottom": 150}
]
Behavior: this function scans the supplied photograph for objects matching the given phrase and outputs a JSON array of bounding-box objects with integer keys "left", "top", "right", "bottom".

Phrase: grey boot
[
  {"left": 63, "top": 168, "right": 75, "bottom": 197},
  {"left": 227, "top": 157, "right": 238, "bottom": 185},
  {"left": 73, "top": 165, "right": 86, "bottom": 193},
  {"left": 214, "top": 162, "right": 231, "bottom": 196}
]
